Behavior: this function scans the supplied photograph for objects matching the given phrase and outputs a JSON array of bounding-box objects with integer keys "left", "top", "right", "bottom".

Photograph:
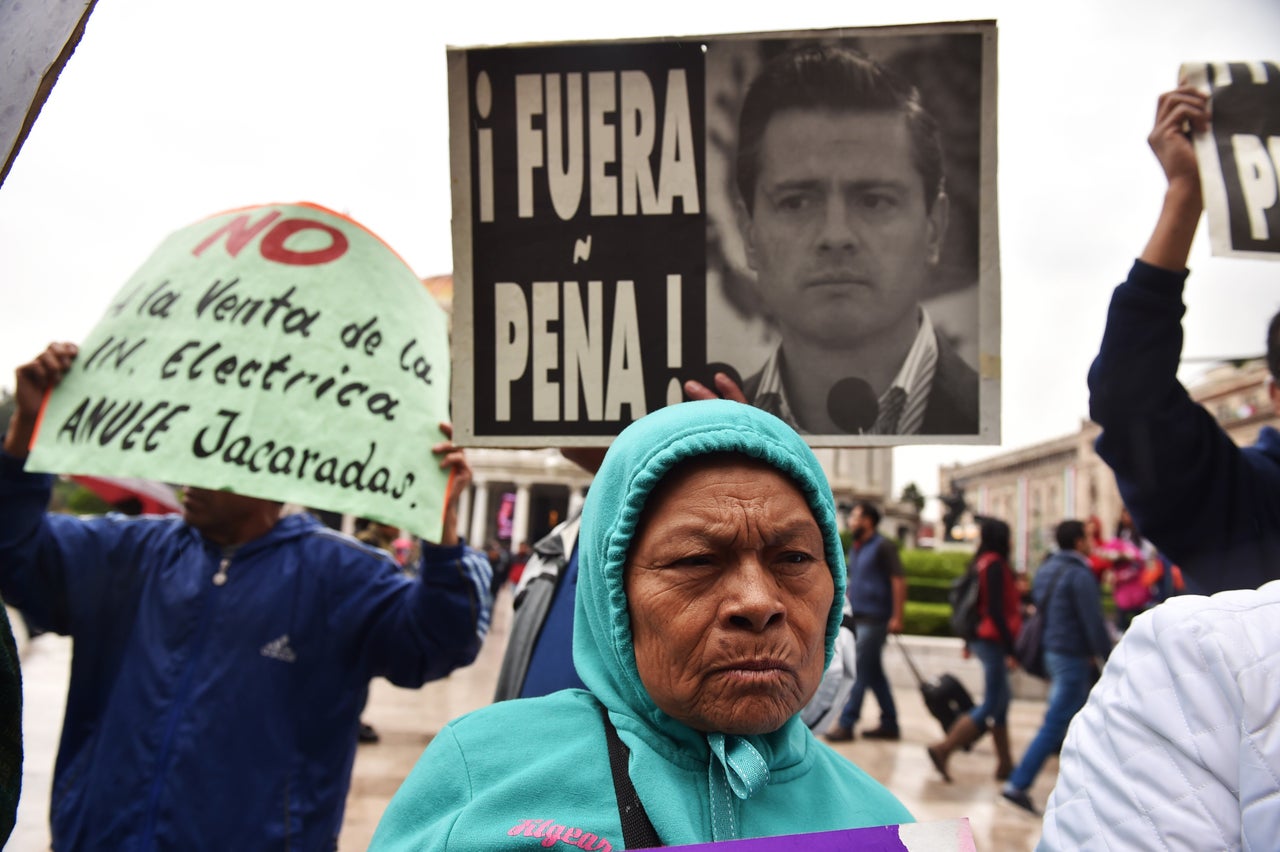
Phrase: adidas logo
[{"left": 260, "top": 634, "right": 297, "bottom": 663}]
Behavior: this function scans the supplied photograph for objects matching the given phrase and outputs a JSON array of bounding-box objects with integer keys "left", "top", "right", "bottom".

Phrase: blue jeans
[
  {"left": 1007, "top": 650, "right": 1093, "bottom": 791},
  {"left": 838, "top": 618, "right": 897, "bottom": 730},
  {"left": 968, "top": 638, "right": 1010, "bottom": 728}
]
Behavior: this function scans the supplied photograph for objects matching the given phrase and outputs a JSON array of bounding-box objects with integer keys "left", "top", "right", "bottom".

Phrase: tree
[{"left": 899, "top": 482, "right": 925, "bottom": 513}]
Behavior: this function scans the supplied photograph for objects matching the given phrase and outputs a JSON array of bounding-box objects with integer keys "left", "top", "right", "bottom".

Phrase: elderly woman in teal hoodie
[{"left": 372, "top": 400, "right": 911, "bottom": 849}]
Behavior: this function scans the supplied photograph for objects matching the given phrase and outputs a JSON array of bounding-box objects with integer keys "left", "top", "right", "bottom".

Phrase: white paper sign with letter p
[{"left": 1182, "top": 61, "right": 1280, "bottom": 260}]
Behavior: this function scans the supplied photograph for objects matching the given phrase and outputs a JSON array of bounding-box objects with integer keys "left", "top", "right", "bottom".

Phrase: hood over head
[{"left": 573, "top": 399, "right": 846, "bottom": 753}]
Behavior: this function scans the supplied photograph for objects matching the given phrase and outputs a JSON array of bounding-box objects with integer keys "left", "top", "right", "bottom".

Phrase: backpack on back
[{"left": 948, "top": 561, "right": 982, "bottom": 640}]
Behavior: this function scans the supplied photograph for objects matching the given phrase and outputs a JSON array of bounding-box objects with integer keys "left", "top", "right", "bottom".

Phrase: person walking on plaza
[
  {"left": 1105, "top": 508, "right": 1153, "bottom": 632},
  {"left": 1088, "top": 84, "right": 1280, "bottom": 594},
  {"left": 927, "top": 518, "right": 1020, "bottom": 782},
  {"left": 0, "top": 342, "right": 494, "bottom": 851},
  {"left": 1083, "top": 515, "right": 1109, "bottom": 581},
  {"left": 826, "top": 501, "right": 906, "bottom": 741},
  {"left": 1001, "top": 520, "right": 1113, "bottom": 815}
]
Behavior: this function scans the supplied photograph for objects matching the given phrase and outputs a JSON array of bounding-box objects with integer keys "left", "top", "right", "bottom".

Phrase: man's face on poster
[{"left": 740, "top": 107, "right": 948, "bottom": 349}]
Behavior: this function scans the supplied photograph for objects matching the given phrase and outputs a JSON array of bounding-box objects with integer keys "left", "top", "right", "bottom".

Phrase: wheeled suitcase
[{"left": 892, "top": 634, "right": 981, "bottom": 743}]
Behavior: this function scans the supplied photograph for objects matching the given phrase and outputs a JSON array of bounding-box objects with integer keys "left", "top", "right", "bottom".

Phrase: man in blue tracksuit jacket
[
  {"left": 0, "top": 342, "right": 493, "bottom": 851},
  {"left": 1088, "top": 85, "right": 1280, "bottom": 594}
]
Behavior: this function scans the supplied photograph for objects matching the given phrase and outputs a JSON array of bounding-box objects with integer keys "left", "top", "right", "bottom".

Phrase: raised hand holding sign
[
  {"left": 25, "top": 203, "right": 453, "bottom": 541},
  {"left": 1180, "top": 60, "right": 1280, "bottom": 259}
]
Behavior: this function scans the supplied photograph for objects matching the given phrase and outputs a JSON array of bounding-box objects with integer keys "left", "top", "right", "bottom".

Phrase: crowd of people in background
[
  {"left": 4, "top": 48, "right": 1280, "bottom": 851},
  {"left": 925, "top": 81, "right": 1280, "bottom": 842},
  {"left": 1082, "top": 508, "right": 1184, "bottom": 634},
  {"left": 479, "top": 62, "right": 1280, "bottom": 852}
]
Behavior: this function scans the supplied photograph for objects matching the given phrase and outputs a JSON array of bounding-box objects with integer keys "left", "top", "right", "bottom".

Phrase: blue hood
[
  {"left": 573, "top": 399, "right": 846, "bottom": 755},
  {"left": 366, "top": 400, "right": 908, "bottom": 851}
]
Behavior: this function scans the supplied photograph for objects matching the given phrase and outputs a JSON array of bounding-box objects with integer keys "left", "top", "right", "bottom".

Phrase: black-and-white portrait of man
[
  {"left": 446, "top": 23, "right": 997, "bottom": 447},
  {"left": 695, "top": 30, "right": 996, "bottom": 440}
]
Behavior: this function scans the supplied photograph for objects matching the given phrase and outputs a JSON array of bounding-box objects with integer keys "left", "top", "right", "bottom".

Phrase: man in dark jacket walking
[
  {"left": 0, "top": 342, "right": 494, "bottom": 851},
  {"left": 825, "top": 501, "right": 907, "bottom": 741},
  {"left": 1000, "top": 520, "right": 1112, "bottom": 814}
]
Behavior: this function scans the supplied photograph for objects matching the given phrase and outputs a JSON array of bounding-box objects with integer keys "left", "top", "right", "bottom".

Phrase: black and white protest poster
[
  {"left": 448, "top": 21, "right": 1000, "bottom": 447},
  {"left": 1182, "top": 61, "right": 1280, "bottom": 261}
]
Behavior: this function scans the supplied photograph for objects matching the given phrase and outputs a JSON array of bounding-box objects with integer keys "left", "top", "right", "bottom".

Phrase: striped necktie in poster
[{"left": 872, "top": 386, "right": 907, "bottom": 435}]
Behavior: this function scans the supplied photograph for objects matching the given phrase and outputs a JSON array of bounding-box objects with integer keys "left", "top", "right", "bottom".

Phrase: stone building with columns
[
  {"left": 460, "top": 449, "right": 593, "bottom": 550},
  {"left": 940, "top": 359, "right": 1278, "bottom": 571}
]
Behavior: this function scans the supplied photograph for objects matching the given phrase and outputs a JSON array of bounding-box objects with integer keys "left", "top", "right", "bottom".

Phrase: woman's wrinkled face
[{"left": 625, "top": 455, "right": 835, "bottom": 735}]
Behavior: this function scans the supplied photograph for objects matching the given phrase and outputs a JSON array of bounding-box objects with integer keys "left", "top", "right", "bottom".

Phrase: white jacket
[{"left": 1039, "top": 580, "right": 1280, "bottom": 851}]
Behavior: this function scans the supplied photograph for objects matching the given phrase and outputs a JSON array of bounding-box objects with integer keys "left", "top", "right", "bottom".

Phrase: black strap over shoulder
[
  {"left": 1042, "top": 564, "right": 1068, "bottom": 618},
  {"left": 601, "top": 704, "right": 663, "bottom": 849}
]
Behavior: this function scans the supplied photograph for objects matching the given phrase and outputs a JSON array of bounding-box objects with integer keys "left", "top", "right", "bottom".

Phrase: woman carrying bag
[{"left": 927, "top": 518, "right": 1022, "bottom": 782}]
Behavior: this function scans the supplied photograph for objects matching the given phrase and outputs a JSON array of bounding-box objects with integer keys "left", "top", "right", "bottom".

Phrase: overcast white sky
[{"left": 2, "top": 0, "right": 1278, "bottom": 519}]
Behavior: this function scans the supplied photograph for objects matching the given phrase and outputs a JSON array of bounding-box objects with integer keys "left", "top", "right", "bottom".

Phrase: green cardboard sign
[{"left": 27, "top": 203, "right": 453, "bottom": 541}]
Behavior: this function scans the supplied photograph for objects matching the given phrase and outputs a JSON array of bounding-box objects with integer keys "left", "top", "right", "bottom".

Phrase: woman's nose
[{"left": 724, "top": 559, "right": 785, "bottom": 632}]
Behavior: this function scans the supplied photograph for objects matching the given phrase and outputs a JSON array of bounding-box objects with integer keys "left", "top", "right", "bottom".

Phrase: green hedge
[
  {"left": 906, "top": 576, "right": 952, "bottom": 605},
  {"left": 900, "top": 549, "right": 969, "bottom": 581},
  {"left": 903, "top": 547, "right": 968, "bottom": 636},
  {"left": 841, "top": 544, "right": 971, "bottom": 636},
  {"left": 903, "top": 601, "right": 952, "bottom": 637},
  {"left": 898, "top": 547, "right": 1116, "bottom": 635},
  {"left": 902, "top": 548, "right": 968, "bottom": 635}
]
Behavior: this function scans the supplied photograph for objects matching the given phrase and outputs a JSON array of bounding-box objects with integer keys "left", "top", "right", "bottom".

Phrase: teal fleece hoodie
[{"left": 371, "top": 401, "right": 911, "bottom": 850}]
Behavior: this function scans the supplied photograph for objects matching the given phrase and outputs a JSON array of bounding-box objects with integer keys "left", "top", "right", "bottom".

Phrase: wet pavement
[{"left": 11, "top": 595, "right": 1052, "bottom": 850}]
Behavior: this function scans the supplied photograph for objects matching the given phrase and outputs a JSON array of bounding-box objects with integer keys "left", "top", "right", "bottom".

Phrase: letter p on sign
[{"left": 1232, "top": 134, "right": 1280, "bottom": 240}]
